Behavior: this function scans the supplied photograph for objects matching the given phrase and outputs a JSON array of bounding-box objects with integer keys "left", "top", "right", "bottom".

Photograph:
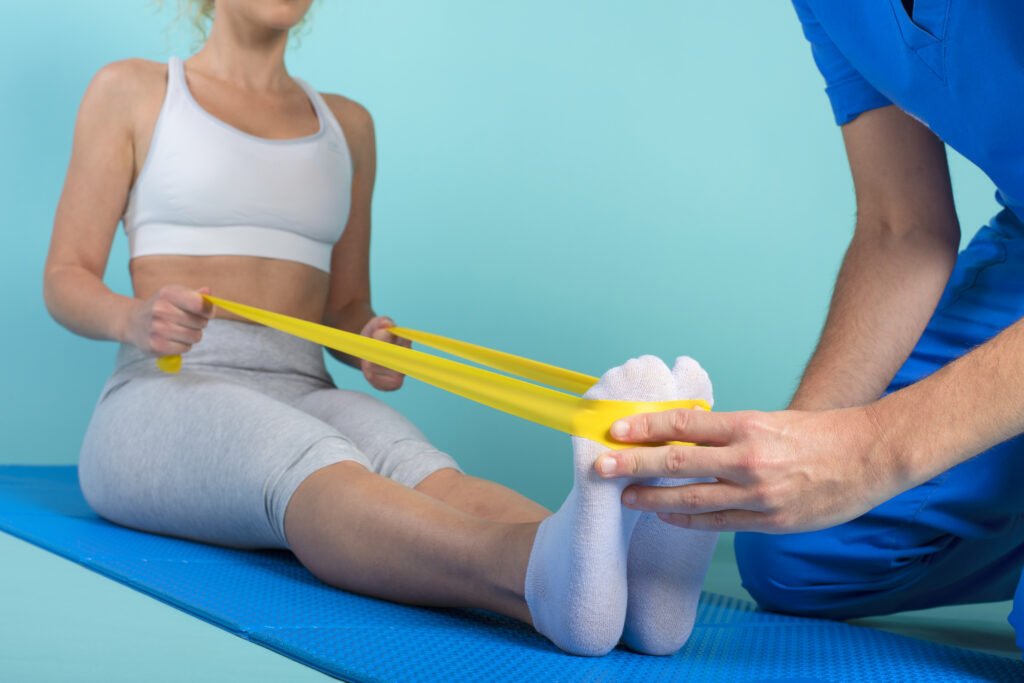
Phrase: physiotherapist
[{"left": 594, "top": 0, "right": 1024, "bottom": 646}]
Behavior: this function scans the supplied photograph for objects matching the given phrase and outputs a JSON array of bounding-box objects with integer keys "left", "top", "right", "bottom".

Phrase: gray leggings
[{"left": 79, "top": 319, "right": 460, "bottom": 549}]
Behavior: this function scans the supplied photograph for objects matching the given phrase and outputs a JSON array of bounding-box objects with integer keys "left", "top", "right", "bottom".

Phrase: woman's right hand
[{"left": 123, "top": 285, "right": 213, "bottom": 356}]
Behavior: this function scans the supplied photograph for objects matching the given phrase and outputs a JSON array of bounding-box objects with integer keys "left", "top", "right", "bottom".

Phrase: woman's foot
[
  {"left": 621, "top": 356, "right": 719, "bottom": 655},
  {"left": 524, "top": 356, "right": 677, "bottom": 656}
]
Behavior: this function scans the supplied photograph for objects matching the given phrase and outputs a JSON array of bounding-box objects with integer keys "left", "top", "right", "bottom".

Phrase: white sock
[
  {"left": 621, "top": 356, "right": 720, "bottom": 656},
  {"left": 525, "top": 356, "right": 678, "bottom": 656}
]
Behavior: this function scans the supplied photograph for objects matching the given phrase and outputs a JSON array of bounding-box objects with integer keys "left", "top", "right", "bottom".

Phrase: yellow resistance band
[{"left": 156, "top": 295, "right": 709, "bottom": 449}]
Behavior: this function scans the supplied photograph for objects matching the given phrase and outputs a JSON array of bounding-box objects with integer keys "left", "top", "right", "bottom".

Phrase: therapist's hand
[{"left": 594, "top": 406, "right": 913, "bottom": 533}]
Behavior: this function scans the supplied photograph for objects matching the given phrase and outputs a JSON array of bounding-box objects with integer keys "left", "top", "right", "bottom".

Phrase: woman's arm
[
  {"left": 789, "top": 105, "right": 961, "bottom": 410},
  {"left": 44, "top": 61, "right": 210, "bottom": 354},
  {"left": 321, "top": 96, "right": 409, "bottom": 390}
]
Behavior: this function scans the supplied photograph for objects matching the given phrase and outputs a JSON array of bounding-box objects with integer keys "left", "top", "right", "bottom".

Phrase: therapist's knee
[
  {"left": 1010, "top": 574, "right": 1024, "bottom": 654},
  {"left": 735, "top": 532, "right": 860, "bottom": 620}
]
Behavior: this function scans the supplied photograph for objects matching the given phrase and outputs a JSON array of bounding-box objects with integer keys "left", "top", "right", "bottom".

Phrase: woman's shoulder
[
  {"left": 79, "top": 58, "right": 168, "bottom": 129},
  {"left": 87, "top": 58, "right": 167, "bottom": 102},
  {"left": 320, "top": 93, "right": 374, "bottom": 148},
  {"left": 320, "top": 93, "right": 372, "bottom": 125},
  {"left": 74, "top": 59, "right": 165, "bottom": 138}
]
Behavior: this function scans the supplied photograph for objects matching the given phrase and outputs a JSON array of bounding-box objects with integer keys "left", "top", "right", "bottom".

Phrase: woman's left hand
[{"left": 359, "top": 316, "right": 411, "bottom": 391}]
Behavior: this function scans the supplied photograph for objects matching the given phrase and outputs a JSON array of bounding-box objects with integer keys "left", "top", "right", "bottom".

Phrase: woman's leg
[
  {"left": 79, "top": 372, "right": 373, "bottom": 549},
  {"left": 288, "top": 357, "right": 697, "bottom": 656},
  {"left": 83, "top": 366, "right": 541, "bottom": 622},
  {"left": 414, "top": 469, "right": 549, "bottom": 523},
  {"left": 284, "top": 461, "right": 537, "bottom": 623},
  {"left": 290, "top": 388, "right": 550, "bottom": 523}
]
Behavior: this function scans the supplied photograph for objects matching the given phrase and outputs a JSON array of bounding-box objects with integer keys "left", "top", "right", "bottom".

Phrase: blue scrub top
[{"left": 792, "top": 0, "right": 1024, "bottom": 221}]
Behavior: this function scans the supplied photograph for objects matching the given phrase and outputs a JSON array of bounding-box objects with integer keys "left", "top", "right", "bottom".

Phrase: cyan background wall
[{"left": 0, "top": 1, "right": 998, "bottom": 509}]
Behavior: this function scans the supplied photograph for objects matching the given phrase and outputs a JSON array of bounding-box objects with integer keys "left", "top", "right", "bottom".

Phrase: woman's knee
[
  {"left": 284, "top": 460, "right": 373, "bottom": 538},
  {"left": 284, "top": 460, "right": 422, "bottom": 586}
]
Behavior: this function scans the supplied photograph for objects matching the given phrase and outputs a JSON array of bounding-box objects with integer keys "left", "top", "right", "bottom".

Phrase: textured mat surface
[{"left": 1, "top": 466, "right": 1021, "bottom": 682}]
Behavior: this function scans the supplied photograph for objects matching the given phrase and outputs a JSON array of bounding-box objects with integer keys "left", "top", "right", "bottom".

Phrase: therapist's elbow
[{"left": 852, "top": 214, "right": 960, "bottom": 259}]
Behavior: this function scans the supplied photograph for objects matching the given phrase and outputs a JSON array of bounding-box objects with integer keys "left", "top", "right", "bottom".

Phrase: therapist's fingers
[
  {"left": 657, "top": 509, "right": 771, "bottom": 533},
  {"left": 621, "top": 481, "right": 761, "bottom": 515},
  {"left": 609, "top": 407, "right": 737, "bottom": 445},
  {"left": 595, "top": 444, "right": 748, "bottom": 481}
]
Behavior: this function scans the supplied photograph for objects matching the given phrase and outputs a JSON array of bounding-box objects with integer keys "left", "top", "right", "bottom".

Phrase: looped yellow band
[{"left": 156, "top": 295, "right": 709, "bottom": 449}]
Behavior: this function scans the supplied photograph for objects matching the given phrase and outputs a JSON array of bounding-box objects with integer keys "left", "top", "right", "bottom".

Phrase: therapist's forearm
[
  {"left": 873, "top": 316, "right": 1024, "bottom": 483},
  {"left": 790, "top": 221, "right": 958, "bottom": 411}
]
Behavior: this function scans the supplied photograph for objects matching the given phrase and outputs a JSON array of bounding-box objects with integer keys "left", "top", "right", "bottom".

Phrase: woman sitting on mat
[{"left": 43, "top": 0, "right": 716, "bottom": 657}]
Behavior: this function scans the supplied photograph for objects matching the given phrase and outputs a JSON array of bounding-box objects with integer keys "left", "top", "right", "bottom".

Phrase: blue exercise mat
[{"left": 1, "top": 466, "right": 1021, "bottom": 682}]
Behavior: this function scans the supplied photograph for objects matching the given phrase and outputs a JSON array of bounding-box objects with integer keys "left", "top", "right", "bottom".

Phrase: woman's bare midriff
[{"left": 130, "top": 254, "right": 330, "bottom": 324}]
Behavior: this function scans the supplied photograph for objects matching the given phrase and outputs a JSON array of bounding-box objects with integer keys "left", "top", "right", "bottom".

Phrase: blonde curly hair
[{"left": 182, "top": 0, "right": 215, "bottom": 38}]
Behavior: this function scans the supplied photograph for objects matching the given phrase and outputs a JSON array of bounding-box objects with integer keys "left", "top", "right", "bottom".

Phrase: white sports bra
[{"left": 122, "top": 57, "right": 353, "bottom": 273}]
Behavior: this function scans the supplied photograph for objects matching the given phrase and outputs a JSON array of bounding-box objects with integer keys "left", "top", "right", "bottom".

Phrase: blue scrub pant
[{"left": 736, "top": 208, "right": 1024, "bottom": 652}]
